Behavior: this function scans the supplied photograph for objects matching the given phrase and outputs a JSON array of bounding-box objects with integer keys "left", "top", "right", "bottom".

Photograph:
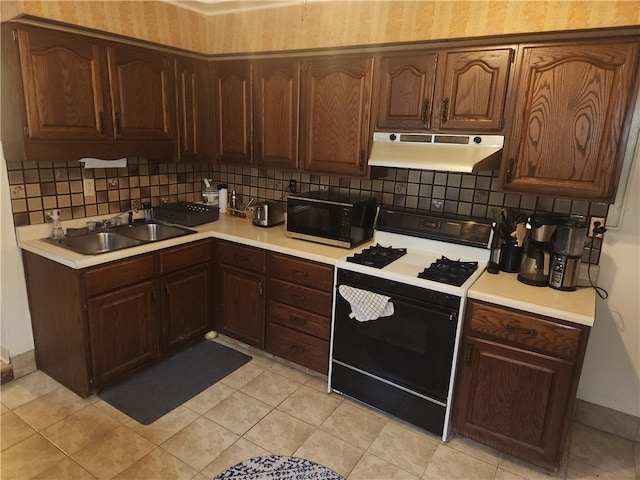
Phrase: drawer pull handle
[
  {"left": 289, "top": 315, "right": 307, "bottom": 325},
  {"left": 115, "top": 112, "right": 123, "bottom": 134},
  {"left": 441, "top": 98, "right": 450, "bottom": 124},
  {"left": 288, "top": 344, "right": 305, "bottom": 354},
  {"left": 466, "top": 344, "right": 474, "bottom": 365},
  {"left": 233, "top": 254, "right": 248, "bottom": 262},
  {"left": 292, "top": 269, "right": 309, "bottom": 277},
  {"left": 421, "top": 99, "right": 430, "bottom": 124},
  {"left": 506, "top": 324, "right": 538, "bottom": 337},
  {"left": 99, "top": 111, "right": 106, "bottom": 134}
]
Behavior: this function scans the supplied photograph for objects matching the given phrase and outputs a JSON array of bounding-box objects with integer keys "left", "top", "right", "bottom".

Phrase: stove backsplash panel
[{"left": 6, "top": 159, "right": 607, "bottom": 264}]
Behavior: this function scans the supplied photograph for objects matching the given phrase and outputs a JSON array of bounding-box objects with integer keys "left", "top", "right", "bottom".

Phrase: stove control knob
[
  {"left": 473, "top": 136, "right": 482, "bottom": 144},
  {"left": 389, "top": 134, "right": 397, "bottom": 141}
]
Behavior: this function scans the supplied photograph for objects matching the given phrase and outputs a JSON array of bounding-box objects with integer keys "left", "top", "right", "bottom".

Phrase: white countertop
[
  {"left": 17, "top": 212, "right": 595, "bottom": 327},
  {"left": 16, "top": 212, "right": 369, "bottom": 269},
  {"left": 468, "top": 271, "right": 595, "bottom": 327}
]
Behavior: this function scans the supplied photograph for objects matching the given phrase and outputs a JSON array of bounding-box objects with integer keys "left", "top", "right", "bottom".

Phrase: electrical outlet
[
  {"left": 83, "top": 179, "right": 95, "bottom": 197},
  {"left": 589, "top": 216, "right": 606, "bottom": 238}
]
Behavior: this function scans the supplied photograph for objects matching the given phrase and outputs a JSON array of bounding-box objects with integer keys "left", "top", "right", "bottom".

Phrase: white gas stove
[{"left": 330, "top": 207, "right": 494, "bottom": 441}]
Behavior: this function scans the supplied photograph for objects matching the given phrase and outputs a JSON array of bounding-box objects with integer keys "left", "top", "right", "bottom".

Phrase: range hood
[{"left": 368, "top": 132, "right": 504, "bottom": 173}]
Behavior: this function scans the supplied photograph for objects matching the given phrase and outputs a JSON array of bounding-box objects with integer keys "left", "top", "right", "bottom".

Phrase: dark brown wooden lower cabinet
[
  {"left": 217, "top": 264, "right": 266, "bottom": 348},
  {"left": 454, "top": 300, "right": 589, "bottom": 472},
  {"left": 162, "top": 264, "right": 211, "bottom": 351},
  {"left": 266, "top": 252, "right": 333, "bottom": 374},
  {"left": 88, "top": 281, "right": 157, "bottom": 386},
  {"left": 22, "top": 240, "right": 212, "bottom": 397},
  {"left": 215, "top": 239, "right": 267, "bottom": 349}
]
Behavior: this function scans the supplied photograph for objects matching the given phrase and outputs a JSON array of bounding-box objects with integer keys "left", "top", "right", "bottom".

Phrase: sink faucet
[{"left": 102, "top": 211, "right": 134, "bottom": 228}]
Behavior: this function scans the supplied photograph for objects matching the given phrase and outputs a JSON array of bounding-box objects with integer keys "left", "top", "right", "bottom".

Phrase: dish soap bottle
[{"left": 50, "top": 209, "right": 64, "bottom": 240}]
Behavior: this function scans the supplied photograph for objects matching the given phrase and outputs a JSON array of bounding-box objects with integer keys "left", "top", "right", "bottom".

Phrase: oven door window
[{"left": 333, "top": 291, "right": 457, "bottom": 403}]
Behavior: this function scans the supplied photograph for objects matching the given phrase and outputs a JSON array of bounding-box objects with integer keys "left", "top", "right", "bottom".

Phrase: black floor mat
[{"left": 98, "top": 340, "right": 251, "bottom": 425}]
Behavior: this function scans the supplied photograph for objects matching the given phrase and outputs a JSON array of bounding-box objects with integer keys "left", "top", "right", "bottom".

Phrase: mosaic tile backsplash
[{"left": 6, "top": 158, "right": 607, "bottom": 263}]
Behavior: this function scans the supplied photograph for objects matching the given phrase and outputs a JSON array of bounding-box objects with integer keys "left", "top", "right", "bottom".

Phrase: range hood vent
[{"left": 368, "top": 132, "right": 504, "bottom": 173}]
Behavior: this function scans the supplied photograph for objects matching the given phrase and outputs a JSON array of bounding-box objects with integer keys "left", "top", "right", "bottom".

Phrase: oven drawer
[
  {"left": 269, "top": 301, "right": 330, "bottom": 340},
  {"left": 267, "top": 322, "right": 329, "bottom": 374},
  {"left": 269, "top": 278, "right": 332, "bottom": 317},
  {"left": 269, "top": 253, "right": 333, "bottom": 292},
  {"left": 467, "top": 300, "right": 583, "bottom": 359},
  {"left": 218, "top": 241, "right": 266, "bottom": 274}
]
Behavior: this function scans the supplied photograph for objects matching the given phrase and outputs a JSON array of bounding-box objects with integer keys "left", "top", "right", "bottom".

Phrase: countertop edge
[{"left": 468, "top": 272, "right": 596, "bottom": 327}]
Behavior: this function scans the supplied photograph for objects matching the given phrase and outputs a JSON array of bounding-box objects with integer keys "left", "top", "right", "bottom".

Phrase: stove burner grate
[
  {"left": 418, "top": 256, "right": 478, "bottom": 287},
  {"left": 346, "top": 243, "right": 407, "bottom": 269}
]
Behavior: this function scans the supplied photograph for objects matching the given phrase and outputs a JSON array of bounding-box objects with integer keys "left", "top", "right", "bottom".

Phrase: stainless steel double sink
[{"left": 47, "top": 222, "right": 197, "bottom": 255}]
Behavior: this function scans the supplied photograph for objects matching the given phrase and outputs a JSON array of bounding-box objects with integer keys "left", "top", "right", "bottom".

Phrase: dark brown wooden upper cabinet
[
  {"left": 500, "top": 40, "right": 640, "bottom": 202},
  {"left": 375, "top": 52, "right": 438, "bottom": 130},
  {"left": 375, "top": 47, "right": 513, "bottom": 133},
  {"left": 106, "top": 44, "right": 176, "bottom": 142},
  {"left": 174, "top": 56, "right": 212, "bottom": 162},
  {"left": 212, "top": 60, "right": 253, "bottom": 164},
  {"left": 253, "top": 59, "right": 300, "bottom": 170},
  {"left": 301, "top": 55, "right": 374, "bottom": 176},
  {"left": 12, "top": 26, "right": 109, "bottom": 141},
  {"left": 2, "top": 24, "right": 177, "bottom": 162},
  {"left": 432, "top": 48, "right": 513, "bottom": 131}
]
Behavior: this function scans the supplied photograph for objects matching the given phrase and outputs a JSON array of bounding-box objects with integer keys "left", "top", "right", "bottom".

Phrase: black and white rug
[{"left": 214, "top": 455, "right": 344, "bottom": 480}]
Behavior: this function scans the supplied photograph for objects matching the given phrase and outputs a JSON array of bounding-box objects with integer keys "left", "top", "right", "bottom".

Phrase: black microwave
[{"left": 286, "top": 191, "right": 378, "bottom": 248}]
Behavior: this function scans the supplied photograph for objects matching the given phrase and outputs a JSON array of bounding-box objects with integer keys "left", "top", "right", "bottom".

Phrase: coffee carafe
[
  {"left": 549, "top": 216, "right": 588, "bottom": 291},
  {"left": 517, "top": 213, "right": 562, "bottom": 286}
]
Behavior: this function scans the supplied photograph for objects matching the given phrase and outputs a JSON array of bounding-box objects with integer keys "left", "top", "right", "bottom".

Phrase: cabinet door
[
  {"left": 87, "top": 281, "right": 157, "bottom": 386},
  {"left": 501, "top": 41, "right": 640, "bottom": 202},
  {"left": 218, "top": 265, "right": 265, "bottom": 348},
  {"left": 455, "top": 337, "right": 574, "bottom": 471},
  {"left": 375, "top": 52, "right": 437, "bottom": 130},
  {"left": 162, "top": 264, "right": 211, "bottom": 351},
  {"left": 433, "top": 48, "right": 513, "bottom": 131},
  {"left": 175, "top": 56, "right": 212, "bottom": 162},
  {"left": 106, "top": 43, "right": 175, "bottom": 142},
  {"left": 15, "top": 26, "right": 109, "bottom": 140},
  {"left": 254, "top": 59, "right": 300, "bottom": 170},
  {"left": 301, "top": 56, "right": 374, "bottom": 176},
  {"left": 212, "top": 61, "right": 253, "bottom": 164}
]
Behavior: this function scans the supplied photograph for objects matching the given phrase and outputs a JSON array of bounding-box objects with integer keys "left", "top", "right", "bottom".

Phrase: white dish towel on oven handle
[{"left": 338, "top": 285, "right": 394, "bottom": 322}]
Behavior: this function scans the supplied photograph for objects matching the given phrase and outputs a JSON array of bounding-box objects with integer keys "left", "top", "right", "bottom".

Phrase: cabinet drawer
[
  {"left": 218, "top": 241, "right": 266, "bottom": 274},
  {"left": 269, "top": 301, "right": 330, "bottom": 340},
  {"left": 467, "top": 300, "right": 583, "bottom": 359},
  {"left": 267, "top": 322, "right": 329, "bottom": 374},
  {"left": 84, "top": 255, "right": 154, "bottom": 297},
  {"left": 269, "top": 278, "right": 332, "bottom": 316},
  {"left": 160, "top": 240, "right": 211, "bottom": 274},
  {"left": 269, "top": 253, "right": 333, "bottom": 292}
]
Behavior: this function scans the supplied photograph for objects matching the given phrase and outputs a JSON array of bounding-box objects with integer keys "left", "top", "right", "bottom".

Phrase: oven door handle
[
  {"left": 383, "top": 293, "right": 459, "bottom": 321},
  {"left": 340, "top": 286, "right": 459, "bottom": 321}
]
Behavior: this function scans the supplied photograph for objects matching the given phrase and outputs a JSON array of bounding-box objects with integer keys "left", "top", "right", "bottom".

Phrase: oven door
[{"left": 332, "top": 273, "right": 459, "bottom": 403}]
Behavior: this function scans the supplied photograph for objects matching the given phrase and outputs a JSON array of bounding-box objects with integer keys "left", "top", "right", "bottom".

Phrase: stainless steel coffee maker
[
  {"left": 549, "top": 216, "right": 588, "bottom": 291},
  {"left": 517, "top": 213, "right": 563, "bottom": 286}
]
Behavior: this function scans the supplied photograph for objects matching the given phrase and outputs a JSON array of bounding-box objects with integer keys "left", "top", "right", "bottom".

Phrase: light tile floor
[{"left": 2, "top": 340, "right": 639, "bottom": 480}]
